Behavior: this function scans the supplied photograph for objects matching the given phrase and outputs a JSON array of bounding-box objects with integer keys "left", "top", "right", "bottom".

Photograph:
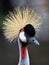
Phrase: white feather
[{"left": 19, "top": 32, "right": 27, "bottom": 43}]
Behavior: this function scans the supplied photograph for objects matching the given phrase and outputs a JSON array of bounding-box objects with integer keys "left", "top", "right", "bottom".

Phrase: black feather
[{"left": 24, "top": 24, "right": 35, "bottom": 37}]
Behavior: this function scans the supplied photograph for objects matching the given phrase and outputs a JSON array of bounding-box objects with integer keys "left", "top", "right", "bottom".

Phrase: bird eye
[{"left": 32, "top": 39, "right": 34, "bottom": 41}]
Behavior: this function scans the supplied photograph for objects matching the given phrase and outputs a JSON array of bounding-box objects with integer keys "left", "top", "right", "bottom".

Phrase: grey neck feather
[{"left": 18, "top": 38, "right": 30, "bottom": 65}]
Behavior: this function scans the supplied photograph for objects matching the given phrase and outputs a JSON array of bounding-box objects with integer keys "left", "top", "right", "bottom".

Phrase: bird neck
[{"left": 18, "top": 38, "right": 30, "bottom": 65}]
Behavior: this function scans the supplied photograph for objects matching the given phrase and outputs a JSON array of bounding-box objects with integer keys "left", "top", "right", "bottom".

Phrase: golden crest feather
[{"left": 3, "top": 7, "right": 42, "bottom": 42}]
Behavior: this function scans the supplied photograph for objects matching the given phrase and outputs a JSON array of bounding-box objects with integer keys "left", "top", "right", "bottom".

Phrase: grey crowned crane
[{"left": 2, "top": 7, "right": 42, "bottom": 65}]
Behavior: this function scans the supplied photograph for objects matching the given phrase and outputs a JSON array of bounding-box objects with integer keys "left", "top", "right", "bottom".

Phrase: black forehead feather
[{"left": 24, "top": 24, "right": 35, "bottom": 37}]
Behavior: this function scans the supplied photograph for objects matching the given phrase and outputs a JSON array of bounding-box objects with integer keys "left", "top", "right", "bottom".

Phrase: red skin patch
[
  {"left": 22, "top": 47, "right": 27, "bottom": 58},
  {"left": 20, "top": 28, "right": 24, "bottom": 32}
]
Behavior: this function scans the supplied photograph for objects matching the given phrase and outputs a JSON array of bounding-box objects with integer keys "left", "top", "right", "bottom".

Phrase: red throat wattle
[{"left": 22, "top": 47, "right": 27, "bottom": 58}]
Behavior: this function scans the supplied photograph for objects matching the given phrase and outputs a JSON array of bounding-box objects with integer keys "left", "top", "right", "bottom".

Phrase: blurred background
[{"left": 0, "top": 0, "right": 49, "bottom": 65}]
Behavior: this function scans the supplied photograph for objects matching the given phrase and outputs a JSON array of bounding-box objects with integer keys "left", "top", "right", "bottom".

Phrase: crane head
[{"left": 19, "top": 24, "right": 40, "bottom": 47}]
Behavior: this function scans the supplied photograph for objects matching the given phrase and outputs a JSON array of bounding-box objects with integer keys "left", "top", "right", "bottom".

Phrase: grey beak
[{"left": 28, "top": 37, "right": 40, "bottom": 45}]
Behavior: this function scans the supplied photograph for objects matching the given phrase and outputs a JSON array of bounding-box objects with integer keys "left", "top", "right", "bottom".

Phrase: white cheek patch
[{"left": 19, "top": 32, "right": 27, "bottom": 43}]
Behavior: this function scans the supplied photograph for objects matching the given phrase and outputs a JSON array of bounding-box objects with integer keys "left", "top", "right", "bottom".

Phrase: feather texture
[{"left": 3, "top": 7, "right": 42, "bottom": 42}]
